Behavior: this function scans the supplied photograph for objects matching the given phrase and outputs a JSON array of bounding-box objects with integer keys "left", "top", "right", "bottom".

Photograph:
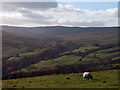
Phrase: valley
[{"left": 2, "top": 26, "right": 119, "bottom": 88}]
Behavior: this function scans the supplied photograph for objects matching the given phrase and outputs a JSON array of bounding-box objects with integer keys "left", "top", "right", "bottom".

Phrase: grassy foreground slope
[{"left": 2, "top": 69, "right": 119, "bottom": 88}]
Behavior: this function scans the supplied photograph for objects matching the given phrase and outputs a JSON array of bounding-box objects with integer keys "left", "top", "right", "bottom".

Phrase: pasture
[{"left": 2, "top": 69, "right": 119, "bottom": 88}]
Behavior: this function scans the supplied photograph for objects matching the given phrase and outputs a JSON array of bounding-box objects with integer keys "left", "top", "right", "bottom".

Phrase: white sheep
[{"left": 83, "top": 72, "right": 93, "bottom": 80}]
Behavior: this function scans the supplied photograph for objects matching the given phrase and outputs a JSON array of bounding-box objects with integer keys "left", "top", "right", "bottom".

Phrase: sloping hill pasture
[
  {"left": 2, "top": 26, "right": 118, "bottom": 60},
  {"left": 2, "top": 26, "right": 119, "bottom": 86},
  {"left": 3, "top": 34, "right": 119, "bottom": 80},
  {"left": 2, "top": 69, "right": 119, "bottom": 88},
  {"left": 23, "top": 37, "right": 119, "bottom": 71},
  {"left": 2, "top": 31, "right": 52, "bottom": 59}
]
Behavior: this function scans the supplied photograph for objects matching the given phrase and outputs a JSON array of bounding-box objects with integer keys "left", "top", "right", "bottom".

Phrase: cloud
[
  {"left": 17, "top": 8, "right": 50, "bottom": 19},
  {"left": 84, "top": 8, "right": 118, "bottom": 18},
  {"left": 2, "top": 1, "right": 58, "bottom": 12},
  {"left": 1, "top": 3, "right": 118, "bottom": 27},
  {"left": 57, "top": 19, "right": 105, "bottom": 27}
]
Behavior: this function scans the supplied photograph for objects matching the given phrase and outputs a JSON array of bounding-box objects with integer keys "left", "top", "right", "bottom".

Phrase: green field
[
  {"left": 23, "top": 45, "right": 119, "bottom": 71},
  {"left": 2, "top": 69, "right": 119, "bottom": 88},
  {"left": 2, "top": 26, "right": 119, "bottom": 88},
  {"left": 23, "top": 55, "right": 82, "bottom": 70}
]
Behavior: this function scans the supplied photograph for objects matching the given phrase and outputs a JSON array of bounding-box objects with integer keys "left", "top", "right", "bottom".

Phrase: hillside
[
  {"left": 2, "top": 69, "right": 119, "bottom": 88},
  {"left": 2, "top": 26, "right": 118, "bottom": 38},
  {"left": 2, "top": 26, "right": 119, "bottom": 80},
  {"left": 2, "top": 26, "right": 118, "bottom": 59},
  {"left": 2, "top": 31, "right": 51, "bottom": 59}
]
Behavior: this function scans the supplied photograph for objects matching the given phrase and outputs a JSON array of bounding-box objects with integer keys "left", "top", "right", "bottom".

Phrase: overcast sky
[{"left": 0, "top": 2, "right": 118, "bottom": 27}]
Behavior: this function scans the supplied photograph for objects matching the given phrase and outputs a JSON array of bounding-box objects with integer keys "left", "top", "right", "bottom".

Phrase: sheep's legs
[
  {"left": 83, "top": 77, "right": 85, "bottom": 80},
  {"left": 86, "top": 77, "right": 89, "bottom": 80}
]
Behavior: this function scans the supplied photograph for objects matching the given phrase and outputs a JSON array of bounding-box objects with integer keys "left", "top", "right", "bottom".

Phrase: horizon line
[{"left": 0, "top": 25, "right": 119, "bottom": 28}]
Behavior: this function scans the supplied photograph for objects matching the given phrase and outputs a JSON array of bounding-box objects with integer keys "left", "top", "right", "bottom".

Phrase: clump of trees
[{"left": 3, "top": 60, "right": 120, "bottom": 80}]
